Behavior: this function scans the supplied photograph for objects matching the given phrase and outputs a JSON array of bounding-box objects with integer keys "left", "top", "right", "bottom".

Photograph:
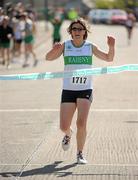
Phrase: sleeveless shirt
[{"left": 63, "top": 40, "right": 93, "bottom": 90}]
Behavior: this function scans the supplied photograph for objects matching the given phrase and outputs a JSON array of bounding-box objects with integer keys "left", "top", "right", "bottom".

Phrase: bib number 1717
[{"left": 72, "top": 77, "right": 87, "bottom": 84}]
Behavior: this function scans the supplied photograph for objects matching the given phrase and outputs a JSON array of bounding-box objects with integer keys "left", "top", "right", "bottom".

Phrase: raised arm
[
  {"left": 93, "top": 36, "right": 115, "bottom": 62},
  {"left": 46, "top": 43, "right": 64, "bottom": 61}
]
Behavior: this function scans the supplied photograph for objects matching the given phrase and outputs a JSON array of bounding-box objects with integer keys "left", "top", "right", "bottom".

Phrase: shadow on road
[{"left": 0, "top": 161, "right": 77, "bottom": 178}]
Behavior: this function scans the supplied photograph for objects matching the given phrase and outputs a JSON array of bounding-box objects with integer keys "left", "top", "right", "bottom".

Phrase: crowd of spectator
[{"left": 0, "top": 2, "right": 38, "bottom": 69}]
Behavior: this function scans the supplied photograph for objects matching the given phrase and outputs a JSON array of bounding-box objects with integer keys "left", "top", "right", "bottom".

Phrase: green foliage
[
  {"left": 113, "top": 0, "right": 126, "bottom": 9},
  {"left": 95, "top": 0, "right": 126, "bottom": 9},
  {"left": 96, "top": 0, "right": 114, "bottom": 9}
]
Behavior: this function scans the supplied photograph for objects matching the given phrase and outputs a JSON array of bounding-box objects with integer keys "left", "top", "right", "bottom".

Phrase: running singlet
[{"left": 63, "top": 40, "right": 93, "bottom": 90}]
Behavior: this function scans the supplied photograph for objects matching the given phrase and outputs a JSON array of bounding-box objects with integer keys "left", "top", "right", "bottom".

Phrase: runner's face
[{"left": 71, "top": 23, "right": 86, "bottom": 40}]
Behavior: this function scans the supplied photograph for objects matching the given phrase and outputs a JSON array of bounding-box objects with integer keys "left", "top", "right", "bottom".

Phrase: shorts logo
[{"left": 86, "top": 93, "right": 93, "bottom": 102}]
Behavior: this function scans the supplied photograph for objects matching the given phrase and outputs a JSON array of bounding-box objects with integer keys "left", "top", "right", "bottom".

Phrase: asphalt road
[{"left": 0, "top": 21, "right": 138, "bottom": 180}]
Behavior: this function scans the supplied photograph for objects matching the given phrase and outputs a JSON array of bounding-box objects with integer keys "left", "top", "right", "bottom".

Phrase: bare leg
[
  {"left": 28, "top": 44, "right": 38, "bottom": 66},
  {"left": 1, "top": 48, "right": 5, "bottom": 65},
  {"left": 60, "top": 103, "right": 76, "bottom": 136},
  {"left": 6, "top": 48, "right": 10, "bottom": 67},
  {"left": 23, "top": 44, "right": 29, "bottom": 67},
  {"left": 76, "top": 98, "right": 91, "bottom": 152},
  {"left": 127, "top": 27, "right": 133, "bottom": 45}
]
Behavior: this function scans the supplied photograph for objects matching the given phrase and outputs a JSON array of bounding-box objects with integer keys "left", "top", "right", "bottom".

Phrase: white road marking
[{"left": 0, "top": 108, "right": 138, "bottom": 112}]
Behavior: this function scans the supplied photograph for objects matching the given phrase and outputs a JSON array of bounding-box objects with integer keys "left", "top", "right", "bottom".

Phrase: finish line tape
[{"left": 0, "top": 64, "right": 138, "bottom": 80}]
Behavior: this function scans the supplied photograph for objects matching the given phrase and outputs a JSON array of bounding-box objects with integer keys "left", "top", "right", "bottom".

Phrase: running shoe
[
  {"left": 33, "top": 59, "right": 38, "bottom": 67},
  {"left": 1, "top": 60, "right": 5, "bottom": 65},
  {"left": 62, "top": 135, "right": 71, "bottom": 151},
  {"left": 62, "top": 128, "right": 73, "bottom": 151},
  {"left": 22, "top": 63, "right": 29, "bottom": 68},
  {"left": 77, "top": 151, "right": 87, "bottom": 164}
]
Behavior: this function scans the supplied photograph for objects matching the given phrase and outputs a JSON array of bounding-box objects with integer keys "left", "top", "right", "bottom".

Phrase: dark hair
[{"left": 67, "top": 18, "right": 90, "bottom": 40}]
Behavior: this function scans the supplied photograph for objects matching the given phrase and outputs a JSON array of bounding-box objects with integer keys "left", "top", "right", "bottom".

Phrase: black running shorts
[{"left": 61, "top": 89, "right": 93, "bottom": 103}]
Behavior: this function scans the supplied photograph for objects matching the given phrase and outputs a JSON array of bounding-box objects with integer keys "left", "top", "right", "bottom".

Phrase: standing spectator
[
  {"left": 50, "top": 15, "right": 63, "bottom": 45},
  {"left": 0, "top": 7, "right": 4, "bottom": 25},
  {"left": 21, "top": 12, "right": 38, "bottom": 67},
  {"left": 0, "top": 7, "right": 4, "bottom": 57},
  {"left": 12, "top": 16, "right": 24, "bottom": 57},
  {"left": 125, "top": 12, "right": 136, "bottom": 45},
  {"left": 0, "top": 16, "right": 13, "bottom": 68},
  {"left": 0, "top": 7, "right": 4, "bottom": 61}
]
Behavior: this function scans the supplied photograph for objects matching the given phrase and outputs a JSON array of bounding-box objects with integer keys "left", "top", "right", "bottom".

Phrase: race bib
[{"left": 71, "top": 76, "right": 87, "bottom": 84}]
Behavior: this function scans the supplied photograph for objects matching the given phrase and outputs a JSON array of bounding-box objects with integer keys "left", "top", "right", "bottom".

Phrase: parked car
[
  {"left": 110, "top": 9, "right": 127, "bottom": 25},
  {"left": 99, "top": 9, "right": 112, "bottom": 24},
  {"left": 88, "top": 9, "right": 112, "bottom": 24},
  {"left": 88, "top": 9, "right": 127, "bottom": 25},
  {"left": 88, "top": 9, "right": 102, "bottom": 24}
]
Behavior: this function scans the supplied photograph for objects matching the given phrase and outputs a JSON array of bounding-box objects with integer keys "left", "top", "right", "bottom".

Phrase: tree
[
  {"left": 95, "top": 0, "right": 114, "bottom": 8},
  {"left": 95, "top": 0, "right": 126, "bottom": 9}
]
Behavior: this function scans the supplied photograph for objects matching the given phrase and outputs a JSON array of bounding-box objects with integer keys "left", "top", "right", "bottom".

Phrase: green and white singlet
[{"left": 63, "top": 40, "right": 93, "bottom": 91}]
